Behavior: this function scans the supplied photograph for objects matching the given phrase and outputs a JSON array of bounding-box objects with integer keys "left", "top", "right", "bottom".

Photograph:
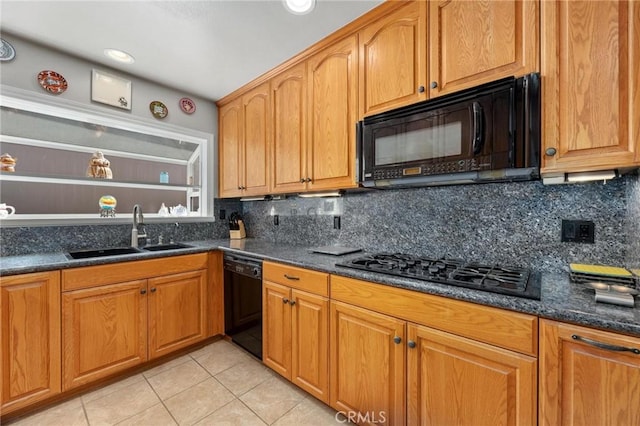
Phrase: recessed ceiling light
[
  {"left": 104, "top": 48, "right": 135, "bottom": 64},
  {"left": 283, "top": 0, "right": 316, "bottom": 15}
]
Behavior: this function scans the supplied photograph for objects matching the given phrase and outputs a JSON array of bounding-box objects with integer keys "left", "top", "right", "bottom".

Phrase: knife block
[{"left": 230, "top": 220, "right": 246, "bottom": 240}]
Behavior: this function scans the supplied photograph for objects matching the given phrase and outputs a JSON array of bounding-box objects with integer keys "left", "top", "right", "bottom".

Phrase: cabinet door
[
  {"left": 291, "top": 289, "right": 329, "bottom": 403},
  {"left": 330, "top": 301, "right": 405, "bottom": 426},
  {"left": 541, "top": 0, "right": 640, "bottom": 173},
  {"left": 359, "top": 0, "right": 427, "bottom": 117},
  {"left": 218, "top": 98, "right": 243, "bottom": 198},
  {"left": 428, "top": 0, "right": 539, "bottom": 97},
  {"left": 263, "top": 281, "right": 291, "bottom": 379},
  {"left": 242, "top": 82, "right": 271, "bottom": 196},
  {"left": 539, "top": 320, "right": 640, "bottom": 426},
  {"left": 1, "top": 272, "right": 60, "bottom": 415},
  {"left": 408, "top": 324, "right": 537, "bottom": 426},
  {"left": 148, "top": 270, "right": 207, "bottom": 359},
  {"left": 272, "top": 62, "right": 308, "bottom": 194},
  {"left": 62, "top": 280, "right": 147, "bottom": 390},
  {"left": 307, "top": 35, "right": 359, "bottom": 191}
]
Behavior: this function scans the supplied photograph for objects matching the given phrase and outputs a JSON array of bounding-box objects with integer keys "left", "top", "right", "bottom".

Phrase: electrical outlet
[
  {"left": 561, "top": 220, "right": 595, "bottom": 243},
  {"left": 219, "top": 209, "right": 226, "bottom": 220},
  {"left": 333, "top": 216, "right": 341, "bottom": 230},
  {"left": 274, "top": 215, "right": 279, "bottom": 226}
]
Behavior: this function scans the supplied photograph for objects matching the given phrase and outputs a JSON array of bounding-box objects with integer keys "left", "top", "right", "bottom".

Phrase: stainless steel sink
[
  {"left": 142, "top": 243, "right": 193, "bottom": 252},
  {"left": 66, "top": 246, "right": 142, "bottom": 259}
]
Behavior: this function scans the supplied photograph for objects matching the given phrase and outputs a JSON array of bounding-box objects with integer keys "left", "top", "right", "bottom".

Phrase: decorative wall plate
[
  {"left": 37, "top": 70, "right": 68, "bottom": 94},
  {"left": 179, "top": 97, "right": 196, "bottom": 114},
  {"left": 149, "top": 101, "right": 168, "bottom": 119},
  {"left": 0, "top": 38, "right": 16, "bottom": 61}
]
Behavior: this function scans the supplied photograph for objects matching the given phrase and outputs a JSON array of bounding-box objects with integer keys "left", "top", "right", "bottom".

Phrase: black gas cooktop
[{"left": 336, "top": 253, "right": 540, "bottom": 300}]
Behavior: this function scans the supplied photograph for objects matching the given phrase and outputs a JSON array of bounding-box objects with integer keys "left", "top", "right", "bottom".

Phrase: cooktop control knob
[{"left": 252, "top": 268, "right": 260, "bottom": 277}]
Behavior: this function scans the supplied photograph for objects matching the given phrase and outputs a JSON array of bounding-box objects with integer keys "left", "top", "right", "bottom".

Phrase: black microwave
[{"left": 358, "top": 73, "right": 540, "bottom": 188}]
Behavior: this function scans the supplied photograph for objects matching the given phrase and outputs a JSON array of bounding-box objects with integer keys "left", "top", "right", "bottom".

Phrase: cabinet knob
[
  {"left": 407, "top": 340, "right": 416, "bottom": 349},
  {"left": 140, "top": 289, "right": 147, "bottom": 295},
  {"left": 545, "top": 147, "right": 557, "bottom": 156},
  {"left": 237, "top": 186, "right": 242, "bottom": 190},
  {"left": 430, "top": 81, "right": 438, "bottom": 89},
  {"left": 300, "top": 178, "right": 306, "bottom": 183},
  {"left": 150, "top": 287, "right": 156, "bottom": 293},
  {"left": 290, "top": 300, "right": 296, "bottom": 306},
  {"left": 418, "top": 85, "right": 425, "bottom": 93},
  {"left": 283, "top": 298, "right": 289, "bottom": 304},
  {"left": 305, "top": 177, "right": 312, "bottom": 182},
  {"left": 393, "top": 336, "right": 402, "bottom": 344}
]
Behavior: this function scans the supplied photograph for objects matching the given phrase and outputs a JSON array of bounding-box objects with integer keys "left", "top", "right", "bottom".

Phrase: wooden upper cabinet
[
  {"left": 359, "top": 1, "right": 427, "bottom": 117},
  {"left": 429, "top": 0, "right": 539, "bottom": 97},
  {"left": 541, "top": 0, "right": 640, "bottom": 174},
  {"left": 307, "top": 35, "right": 359, "bottom": 191},
  {"left": 271, "top": 62, "right": 307, "bottom": 194},
  {"left": 218, "top": 83, "right": 270, "bottom": 198},
  {"left": 408, "top": 324, "right": 537, "bottom": 426},
  {"left": 539, "top": 320, "right": 640, "bottom": 426},
  {"left": 218, "top": 98, "right": 243, "bottom": 198},
  {"left": 1, "top": 271, "right": 61, "bottom": 415},
  {"left": 242, "top": 82, "right": 271, "bottom": 196}
]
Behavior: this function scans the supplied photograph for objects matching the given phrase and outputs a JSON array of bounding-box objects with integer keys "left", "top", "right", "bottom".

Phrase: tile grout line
[{"left": 80, "top": 397, "right": 91, "bottom": 426}]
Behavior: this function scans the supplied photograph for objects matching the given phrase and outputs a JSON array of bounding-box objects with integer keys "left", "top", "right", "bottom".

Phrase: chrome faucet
[{"left": 131, "top": 204, "right": 147, "bottom": 247}]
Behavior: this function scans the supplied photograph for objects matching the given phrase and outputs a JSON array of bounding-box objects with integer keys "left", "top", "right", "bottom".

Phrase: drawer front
[
  {"left": 263, "top": 262, "right": 329, "bottom": 297},
  {"left": 331, "top": 275, "right": 537, "bottom": 356},
  {"left": 62, "top": 253, "right": 208, "bottom": 291}
]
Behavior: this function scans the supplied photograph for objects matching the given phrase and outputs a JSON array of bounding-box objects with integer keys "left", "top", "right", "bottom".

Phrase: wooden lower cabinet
[
  {"left": 408, "top": 324, "right": 537, "bottom": 426},
  {"left": 263, "top": 281, "right": 329, "bottom": 403},
  {"left": 148, "top": 270, "right": 207, "bottom": 359},
  {"left": 539, "top": 319, "right": 640, "bottom": 426},
  {"left": 330, "top": 301, "right": 406, "bottom": 426},
  {"left": 62, "top": 280, "right": 147, "bottom": 390},
  {"left": 61, "top": 254, "right": 209, "bottom": 391},
  {"left": 1, "top": 271, "right": 61, "bottom": 416}
]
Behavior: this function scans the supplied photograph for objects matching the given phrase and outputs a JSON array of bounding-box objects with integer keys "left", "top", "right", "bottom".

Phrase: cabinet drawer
[
  {"left": 62, "top": 253, "right": 208, "bottom": 291},
  {"left": 263, "top": 262, "right": 328, "bottom": 297},
  {"left": 331, "top": 275, "right": 537, "bottom": 356}
]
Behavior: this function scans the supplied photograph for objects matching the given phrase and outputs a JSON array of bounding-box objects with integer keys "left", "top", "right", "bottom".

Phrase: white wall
[{"left": 0, "top": 33, "right": 217, "bottom": 134}]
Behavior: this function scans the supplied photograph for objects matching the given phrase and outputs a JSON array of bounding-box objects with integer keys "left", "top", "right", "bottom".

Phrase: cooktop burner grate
[{"left": 336, "top": 253, "right": 540, "bottom": 300}]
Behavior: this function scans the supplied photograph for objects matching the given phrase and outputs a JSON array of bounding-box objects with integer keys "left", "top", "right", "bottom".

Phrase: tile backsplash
[{"left": 241, "top": 174, "right": 640, "bottom": 273}]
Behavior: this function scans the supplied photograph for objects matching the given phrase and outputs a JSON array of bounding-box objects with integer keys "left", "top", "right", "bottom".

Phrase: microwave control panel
[{"left": 371, "top": 156, "right": 492, "bottom": 180}]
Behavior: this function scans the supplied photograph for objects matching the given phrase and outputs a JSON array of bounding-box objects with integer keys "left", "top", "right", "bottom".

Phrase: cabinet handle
[
  {"left": 290, "top": 300, "right": 296, "bottom": 306},
  {"left": 305, "top": 177, "right": 312, "bottom": 182},
  {"left": 430, "top": 81, "right": 438, "bottom": 89},
  {"left": 571, "top": 334, "right": 640, "bottom": 354},
  {"left": 284, "top": 274, "right": 300, "bottom": 281},
  {"left": 407, "top": 340, "right": 416, "bottom": 349},
  {"left": 300, "top": 178, "right": 306, "bottom": 183},
  {"left": 283, "top": 298, "right": 289, "bottom": 304},
  {"left": 393, "top": 336, "right": 402, "bottom": 344},
  {"left": 418, "top": 85, "right": 425, "bottom": 93},
  {"left": 140, "top": 289, "right": 147, "bottom": 295},
  {"left": 150, "top": 287, "right": 156, "bottom": 293},
  {"left": 545, "top": 147, "right": 557, "bottom": 156}
]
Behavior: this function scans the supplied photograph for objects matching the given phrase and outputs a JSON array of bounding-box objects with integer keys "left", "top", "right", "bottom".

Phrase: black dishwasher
[{"left": 223, "top": 253, "right": 262, "bottom": 359}]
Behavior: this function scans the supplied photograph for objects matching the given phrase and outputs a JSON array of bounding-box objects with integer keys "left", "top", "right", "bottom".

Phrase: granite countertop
[{"left": 2, "top": 238, "right": 639, "bottom": 338}]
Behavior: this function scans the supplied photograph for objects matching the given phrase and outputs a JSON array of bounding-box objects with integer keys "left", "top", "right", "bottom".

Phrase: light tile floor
[{"left": 9, "top": 340, "right": 342, "bottom": 426}]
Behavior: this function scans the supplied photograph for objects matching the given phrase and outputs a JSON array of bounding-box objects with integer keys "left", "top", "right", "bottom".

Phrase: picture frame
[{"left": 91, "top": 69, "right": 132, "bottom": 110}]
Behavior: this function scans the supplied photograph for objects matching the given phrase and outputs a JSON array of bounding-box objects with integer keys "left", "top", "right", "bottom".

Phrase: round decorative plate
[
  {"left": 0, "top": 38, "right": 16, "bottom": 61},
  {"left": 37, "top": 70, "right": 68, "bottom": 94},
  {"left": 179, "top": 97, "right": 196, "bottom": 114},
  {"left": 149, "top": 101, "right": 168, "bottom": 119}
]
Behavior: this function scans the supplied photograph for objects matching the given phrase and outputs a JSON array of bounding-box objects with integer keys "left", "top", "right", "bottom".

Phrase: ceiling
[{"left": 0, "top": 0, "right": 383, "bottom": 102}]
